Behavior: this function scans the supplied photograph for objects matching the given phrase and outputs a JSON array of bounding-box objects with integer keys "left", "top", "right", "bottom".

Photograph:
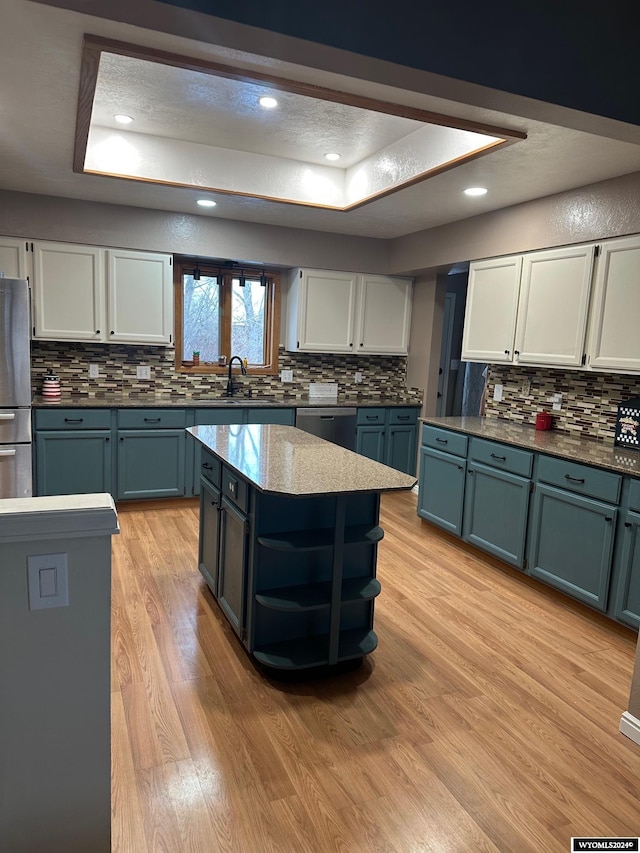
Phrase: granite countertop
[
  {"left": 32, "top": 393, "right": 422, "bottom": 410},
  {"left": 421, "top": 416, "right": 640, "bottom": 478},
  {"left": 190, "top": 424, "right": 417, "bottom": 497}
]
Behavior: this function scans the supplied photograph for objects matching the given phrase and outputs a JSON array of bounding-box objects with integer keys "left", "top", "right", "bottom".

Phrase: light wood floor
[{"left": 111, "top": 490, "right": 640, "bottom": 852}]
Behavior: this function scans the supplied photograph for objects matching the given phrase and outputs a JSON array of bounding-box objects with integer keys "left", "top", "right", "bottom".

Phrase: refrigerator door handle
[{"left": 0, "top": 448, "right": 17, "bottom": 456}]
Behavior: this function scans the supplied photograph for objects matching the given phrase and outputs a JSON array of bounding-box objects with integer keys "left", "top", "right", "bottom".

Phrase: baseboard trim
[{"left": 619, "top": 711, "right": 640, "bottom": 746}]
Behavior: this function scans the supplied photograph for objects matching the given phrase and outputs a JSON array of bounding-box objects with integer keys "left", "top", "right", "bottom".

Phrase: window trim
[{"left": 174, "top": 258, "right": 281, "bottom": 375}]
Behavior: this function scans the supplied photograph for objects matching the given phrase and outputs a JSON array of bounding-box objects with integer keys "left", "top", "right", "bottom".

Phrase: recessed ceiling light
[
  {"left": 324, "top": 153, "right": 341, "bottom": 162},
  {"left": 463, "top": 186, "right": 488, "bottom": 197},
  {"left": 258, "top": 96, "right": 278, "bottom": 109},
  {"left": 197, "top": 199, "right": 217, "bottom": 208},
  {"left": 114, "top": 114, "right": 134, "bottom": 124}
]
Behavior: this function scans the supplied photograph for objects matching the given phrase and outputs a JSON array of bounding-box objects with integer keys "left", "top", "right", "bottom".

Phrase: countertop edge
[{"left": 420, "top": 416, "right": 640, "bottom": 478}]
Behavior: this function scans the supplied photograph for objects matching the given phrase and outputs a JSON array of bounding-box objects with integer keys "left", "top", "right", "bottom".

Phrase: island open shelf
[{"left": 189, "top": 423, "right": 416, "bottom": 673}]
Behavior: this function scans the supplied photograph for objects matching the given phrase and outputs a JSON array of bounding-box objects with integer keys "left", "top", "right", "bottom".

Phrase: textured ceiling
[{"left": 1, "top": 0, "right": 640, "bottom": 238}]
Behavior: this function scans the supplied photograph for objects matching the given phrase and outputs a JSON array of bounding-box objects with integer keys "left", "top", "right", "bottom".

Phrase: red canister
[{"left": 535, "top": 411, "right": 552, "bottom": 430}]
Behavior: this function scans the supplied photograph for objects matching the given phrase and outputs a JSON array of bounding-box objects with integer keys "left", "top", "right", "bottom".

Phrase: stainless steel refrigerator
[{"left": 0, "top": 278, "right": 32, "bottom": 497}]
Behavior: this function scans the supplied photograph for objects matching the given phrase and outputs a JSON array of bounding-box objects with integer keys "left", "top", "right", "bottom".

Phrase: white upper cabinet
[
  {"left": 586, "top": 235, "right": 640, "bottom": 373},
  {"left": 515, "top": 244, "right": 596, "bottom": 367},
  {"left": 287, "top": 268, "right": 412, "bottom": 355},
  {"left": 287, "top": 269, "right": 358, "bottom": 353},
  {"left": 33, "top": 241, "right": 105, "bottom": 342},
  {"left": 32, "top": 242, "right": 173, "bottom": 346},
  {"left": 462, "top": 245, "right": 596, "bottom": 368},
  {"left": 356, "top": 274, "right": 412, "bottom": 354},
  {"left": 461, "top": 255, "right": 522, "bottom": 363},
  {"left": 0, "top": 236, "right": 29, "bottom": 279},
  {"left": 107, "top": 250, "right": 173, "bottom": 345}
]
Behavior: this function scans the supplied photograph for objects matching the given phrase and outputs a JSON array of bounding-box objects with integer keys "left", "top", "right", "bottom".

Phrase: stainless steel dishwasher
[{"left": 295, "top": 407, "right": 357, "bottom": 451}]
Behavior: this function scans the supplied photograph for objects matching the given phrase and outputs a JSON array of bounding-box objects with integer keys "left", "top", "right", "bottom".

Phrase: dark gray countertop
[
  {"left": 420, "top": 416, "right": 640, "bottom": 478},
  {"left": 32, "top": 393, "right": 422, "bottom": 410}
]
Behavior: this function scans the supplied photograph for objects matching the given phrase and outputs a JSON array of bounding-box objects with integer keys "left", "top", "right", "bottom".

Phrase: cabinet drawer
[
  {"left": 35, "top": 408, "right": 111, "bottom": 430},
  {"left": 357, "top": 408, "right": 386, "bottom": 426},
  {"left": 195, "top": 408, "right": 242, "bottom": 426},
  {"left": 389, "top": 407, "right": 418, "bottom": 426},
  {"left": 421, "top": 425, "right": 467, "bottom": 458},
  {"left": 117, "top": 408, "right": 187, "bottom": 429},
  {"left": 629, "top": 478, "right": 640, "bottom": 513},
  {"left": 469, "top": 437, "right": 532, "bottom": 478},
  {"left": 222, "top": 466, "right": 249, "bottom": 513},
  {"left": 200, "top": 447, "right": 222, "bottom": 488},
  {"left": 537, "top": 455, "right": 621, "bottom": 504}
]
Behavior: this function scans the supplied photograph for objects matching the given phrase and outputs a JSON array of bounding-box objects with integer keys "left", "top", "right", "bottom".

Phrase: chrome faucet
[{"left": 226, "top": 356, "right": 247, "bottom": 396}]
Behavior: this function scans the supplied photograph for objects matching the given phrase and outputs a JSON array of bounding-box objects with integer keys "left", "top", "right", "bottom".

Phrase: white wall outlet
[
  {"left": 137, "top": 365, "right": 151, "bottom": 380},
  {"left": 521, "top": 380, "right": 531, "bottom": 396},
  {"left": 551, "top": 392, "right": 563, "bottom": 411},
  {"left": 493, "top": 383, "right": 503, "bottom": 402},
  {"left": 354, "top": 372, "right": 363, "bottom": 384},
  {"left": 88, "top": 364, "right": 99, "bottom": 379},
  {"left": 280, "top": 369, "right": 293, "bottom": 383}
]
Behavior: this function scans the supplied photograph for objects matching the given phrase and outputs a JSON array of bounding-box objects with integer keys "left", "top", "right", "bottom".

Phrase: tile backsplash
[
  {"left": 31, "top": 341, "right": 423, "bottom": 402},
  {"left": 485, "top": 365, "right": 640, "bottom": 440}
]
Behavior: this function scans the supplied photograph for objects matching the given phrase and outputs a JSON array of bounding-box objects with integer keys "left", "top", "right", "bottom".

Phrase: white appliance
[{"left": 0, "top": 278, "right": 32, "bottom": 498}]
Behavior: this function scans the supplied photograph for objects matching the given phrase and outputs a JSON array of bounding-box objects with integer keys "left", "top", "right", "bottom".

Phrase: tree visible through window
[{"left": 175, "top": 259, "right": 280, "bottom": 374}]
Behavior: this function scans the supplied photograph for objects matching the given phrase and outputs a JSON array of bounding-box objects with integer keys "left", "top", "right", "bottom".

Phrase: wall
[
  {"left": 483, "top": 365, "right": 640, "bottom": 441},
  {"left": 31, "top": 341, "right": 423, "bottom": 402},
  {"left": 628, "top": 635, "right": 640, "bottom": 721},
  {"left": 406, "top": 273, "right": 445, "bottom": 416},
  {"left": 390, "top": 171, "right": 640, "bottom": 276},
  {"left": 0, "top": 189, "right": 389, "bottom": 274}
]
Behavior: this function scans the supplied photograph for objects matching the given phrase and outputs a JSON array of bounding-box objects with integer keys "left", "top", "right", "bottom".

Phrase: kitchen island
[{"left": 189, "top": 423, "right": 416, "bottom": 671}]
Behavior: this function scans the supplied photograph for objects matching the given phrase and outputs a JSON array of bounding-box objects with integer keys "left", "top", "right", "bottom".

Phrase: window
[{"left": 174, "top": 259, "right": 280, "bottom": 374}]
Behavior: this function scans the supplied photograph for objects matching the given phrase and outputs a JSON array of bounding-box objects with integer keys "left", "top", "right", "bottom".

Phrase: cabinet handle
[
  {"left": 202, "top": 463, "right": 213, "bottom": 470},
  {"left": 564, "top": 474, "right": 585, "bottom": 484},
  {"left": 625, "top": 522, "right": 632, "bottom": 528},
  {"left": 105, "top": 436, "right": 110, "bottom": 442},
  {"left": 397, "top": 415, "right": 410, "bottom": 421},
  {"left": 144, "top": 417, "right": 161, "bottom": 423},
  {"left": 435, "top": 437, "right": 448, "bottom": 444},
  {"left": 514, "top": 350, "right": 520, "bottom": 356},
  {"left": 366, "top": 415, "right": 378, "bottom": 420},
  {"left": 504, "top": 349, "right": 510, "bottom": 355},
  {"left": 64, "top": 418, "right": 83, "bottom": 424},
  {"left": 458, "top": 465, "right": 464, "bottom": 471},
  {"left": 490, "top": 453, "right": 506, "bottom": 461},
  {"left": 468, "top": 469, "right": 474, "bottom": 475},
  {"left": 605, "top": 516, "right": 613, "bottom": 523}
]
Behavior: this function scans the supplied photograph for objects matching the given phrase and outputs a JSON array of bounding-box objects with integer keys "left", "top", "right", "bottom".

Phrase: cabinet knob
[
  {"left": 120, "top": 436, "right": 124, "bottom": 442},
  {"left": 514, "top": 350, "right": 520, "bottom": 356},
  {"left": 105, "top": 436, "right": 110, "bottom": 442},
  {"left": 349, "top": 342, "right": 353, "bottom": 347},
  {"left": 605, "top": 516, "right": 613, "bottom": 522},
  {"left": 96, "top": 329, "right": 100, "bottom": 334},
  {"left": 110, "top": 330, "right": 114, "bottom": 335},
  {"left": 625, "top": 522, "right": 632, "bottom": 528},
  {"left": 359, "top": 342, "right": 363, "bottom": 347},
  {"left": 504, "top": 349, "right": 510, "bottom": 355}
]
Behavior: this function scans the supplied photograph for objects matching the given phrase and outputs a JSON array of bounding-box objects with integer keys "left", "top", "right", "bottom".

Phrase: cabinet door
[
  {"left": 356, "top": 275, "right": 412, "bottom": 355},
  {"left": 515, "top": 244, "right": 595, "bottom": 367},
  {"left": 199, "top": 479, "right": 221, "bottom": 596},
  {"left": 0, "top": 237, "right": 28, "bottom": 279},
  {"left": 117, "top": 429, "right": 185, "bottom": 499},
  {"left": 245, "top": 408, "right": 295, "bottom": 425},
  {"left": 463, "top": 462, "right": 530, "bottom": 568},
  {"left": 461, "top": 255, "right": 522, "bottom": 363},
  {"left": 218, "top": 497, "right": 249, "bottom": 638},
  {"left": 386, "top": 425, "right": 417, "bottom": 475},
  {"left": 32, "top": 242, "right": 105, "bottom": 341},
  {"left": 417, "top": 447, "right": 466, "bottom": 536},
  {"left": 294, "top": 269, "right": 357, "bottom": 352},
  {"left": 613, "top": 511, "right": 640, "bottom": 629},
  {"left": 528, "top": 484, "right": 616, "bottom": 611},
  {"left": 35, "top": 431, "right": 112, "bottom": 496},
  {"left": 190, "top": 409, "right": 243, "bottom": 497},
  {"left": 586, "top": 235, "right": 640, "bottom": 372},
  {"left": 356, "top": 426, "right": 386, "bottom": 464},
  {"left": 107, "top": 250, "right": 173, "bottom": 345}
]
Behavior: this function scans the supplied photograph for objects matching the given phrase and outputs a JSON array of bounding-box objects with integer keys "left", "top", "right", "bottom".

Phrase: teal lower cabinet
[
  {"left": 199, "top": 477, "right": 222, "bottom": 595},
  {"left": 356, "top": 425, "right": 386, "bottom": 464},
  {"left": 246, "top": 408, "right": 295, "bottom": 425},
  {"left": 528, "top": 484, "right": 616, "bottom": 611},
  {"left": 35, "top": 430, "right": 112, "bottom": 496},
  {"left": 217, "top": 497, "right": 250, "bottom": 637},
  {"left": 614, "top": 510, "right": 640, "bottom": 628},
  {"left": 356, "top": 407, "right": 419, "bottom": 475},
  {"left": 462, "top": 462, "right": 531, "bottom": 568},
  {"left": 116, "top": 429, "right": 186, "bottom": 499},
  {"left": 417, "top": 447, "right": 466, "bottom": 535}
]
